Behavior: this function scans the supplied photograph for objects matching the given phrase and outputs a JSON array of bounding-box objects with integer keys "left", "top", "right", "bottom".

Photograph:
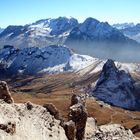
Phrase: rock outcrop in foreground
[
  {"left": 0, "top": 81, "right": 14, "bottom": 103},
  {"left": 0, "top": 82, "right": 139, "bottom": 140},
  {"left": 85, "top": 118, "right": 140, "bottom": 140},
  {"left": 0, "top": 100, "right": 68, "bottom": 140}
]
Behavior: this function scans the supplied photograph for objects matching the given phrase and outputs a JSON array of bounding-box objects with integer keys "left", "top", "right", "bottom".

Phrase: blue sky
[{"left": 0, "top": 0, "right": 140, "bottom": 28}]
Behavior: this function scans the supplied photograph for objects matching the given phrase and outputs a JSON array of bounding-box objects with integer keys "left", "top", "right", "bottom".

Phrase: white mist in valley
[{"left": 68, "top": 41, "right": 140, "bottom": 63}]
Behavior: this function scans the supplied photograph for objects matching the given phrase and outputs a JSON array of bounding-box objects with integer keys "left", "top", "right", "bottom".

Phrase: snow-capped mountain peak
[
  {"left": 79, "top": 17, "right": 100, "bottom": 33},
  {"left": 29, "top": 16, "right": 78, "bottom": 35},
  {"left": 0, "top": 17, "right": 79, "bottom": 48},
  {"left": 66, "top": 17, "right": 128, "bottom": 43}
]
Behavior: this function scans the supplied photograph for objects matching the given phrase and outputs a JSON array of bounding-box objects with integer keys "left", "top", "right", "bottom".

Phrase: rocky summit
[{"left": 91, "top": 59, "right": 140, "bottom": 110}]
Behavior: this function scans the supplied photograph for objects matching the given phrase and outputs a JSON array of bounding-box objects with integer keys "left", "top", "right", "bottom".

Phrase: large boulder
[{"left": 0, "top": 81, "right": 14, "bottom": 103}]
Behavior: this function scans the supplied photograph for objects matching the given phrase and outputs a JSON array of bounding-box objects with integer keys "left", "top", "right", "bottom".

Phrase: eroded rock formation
[
  {"left": 69, "top": 103, "right": 88, "bottom": 140},
  {"left": 63, "top": 120, "right": 76, "bottom": 140},
  {"left": 0, "top": 81, "right": 14, "bottom": 103}
]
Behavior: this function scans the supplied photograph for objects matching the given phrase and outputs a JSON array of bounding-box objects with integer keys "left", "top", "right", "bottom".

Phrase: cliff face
[{"left": 92, "top": 59, "right": 140, "bottom": 110}]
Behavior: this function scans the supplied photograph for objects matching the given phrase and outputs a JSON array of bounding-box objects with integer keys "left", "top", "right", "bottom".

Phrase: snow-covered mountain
[
  {"left": 65, "top": 18, "right": 140, "bottom": 62},
  {"left": 113, "top": 23, "right": 135, "bottom": 30},
  {"left": 0, "top": 27, "right": 4, "bottom": 33},
  {"left": 0, "top": 17, "right": 138, "bottom": 49},
  {"left": 66, "top": 18, "right": 129, "bottom": 43},
  {"left": 113, "top": 23, "right": 140, "bottom": 43},
  {"left": 91, "top": 59, "right": 140, "bottom": 110},
  {"left": 0, "top": 45, "right": 94, "bottom": 77},
  {"left": 0, "top": 17, "right": 78, "bottom": 48},
  {"left": 0, "top": 17, "right": 140, "bottom": 62},
  {"left": 1, "top": 44, "right": 140, "bottom": 78},
  {"left": 30, "top": 17, "right": 78, "bottom": 36},
  {"left": 119, "top": 24, "right": 140, "bottom": 43}
]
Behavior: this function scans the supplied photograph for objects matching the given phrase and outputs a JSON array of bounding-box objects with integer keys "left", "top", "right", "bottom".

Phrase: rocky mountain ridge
[
  {"left": 1, "top": 17, "right": 140, "bottom": 62},
  {"left": 0, "top": 17, "right": 139, "bottom": 48},
  {"left": 0, "top": 27, "right": 4, "bottom": 33},
  {"left": 113, "top": 23, "right": 135, "bottom": 30},
  {"left": 0, "top": 17, "right": 78, "bottom": 48},
  {"left": 121, "top": 24, "right": 140, "bottom": 43},
  {"left": 1, "top": 44, "right": 140, "bottom": 78},
  {"left": 113, "top": 23, "right": 140, "bottom": 43},
  {"left": 0, "top": 45, "right": 94, "bottom": 77},
  {"left": 91, "top": 59, "right": 140, "bottom": 110}
]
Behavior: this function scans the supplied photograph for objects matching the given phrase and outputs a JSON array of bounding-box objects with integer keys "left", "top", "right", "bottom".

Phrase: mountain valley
[{"left": 1, "top": 16, "right": 140, "bottom": 140}]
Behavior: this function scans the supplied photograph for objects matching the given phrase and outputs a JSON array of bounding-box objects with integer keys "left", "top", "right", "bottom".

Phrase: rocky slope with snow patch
[
  {"left": 91, "top": 59, "right": 140, "bottom": 110},
  {"left": 1, "top": 44, "right": 140, "bottom": 78},
  {"left": 0, "top": 17, "right": 78, "bottom": 48},
  {"left": 0, "top": 45, "right": 94, "bottom": 77},
  {"left": 77, "top": 57, "right": 140, "bottom": 77}
]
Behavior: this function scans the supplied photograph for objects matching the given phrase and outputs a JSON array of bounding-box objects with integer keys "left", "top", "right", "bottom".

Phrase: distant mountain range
[
  {"left": 113, "top": 23, "right": 140, "bottom": 43},
  {"left": 112, "top": 23, "right": 135, "bottom": 30},
  {"left": 121, "top": 24, "right": 140, "bottom": 43},
  {"left": 65, "top": 18, "right": 140, "bottom": 61},
  {"left": 0, "top": 17, "right": 140, "bottom": 62},
  {"left": 0, "top": 17, "right": 138, "bottom": 47},
  {"left": 0, "top": 17, "right": 78, "bottom": 48}
]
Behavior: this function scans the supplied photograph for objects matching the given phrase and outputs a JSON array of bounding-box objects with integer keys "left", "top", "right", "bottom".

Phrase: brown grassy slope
[{"left": 9, "top": 72, "right": 140, "bottom": 137}]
